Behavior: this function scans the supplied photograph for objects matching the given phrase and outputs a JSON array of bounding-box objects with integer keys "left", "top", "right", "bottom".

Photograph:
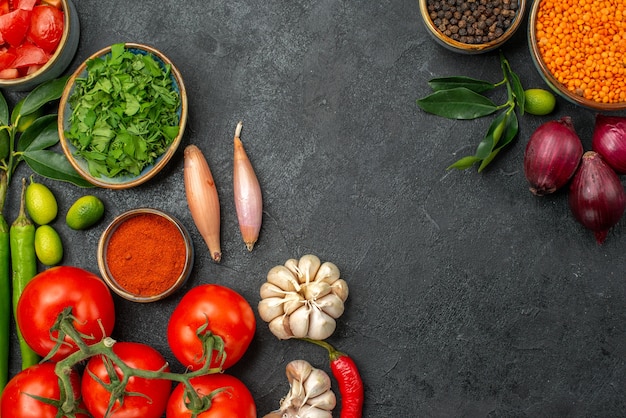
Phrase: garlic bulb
[
  {"left": 263, "top": 359, "right": 336, "bottom": 418},
  {"left": 258, "top": 255, "right": 349, "bottom": 340}
]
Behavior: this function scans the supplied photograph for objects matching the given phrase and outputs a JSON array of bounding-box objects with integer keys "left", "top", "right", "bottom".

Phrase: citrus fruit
[
  {"left": 34, "top": 225, "right": 63, "bottom": 266},
  {"left": 25, "top": 179, "right": 58, "bottom": 225},
  {"left": 524, "top": 88, "right": 556, "bottom": 116},
  {"left": 66, "top": 195, "right": 105, "bottom": 230},
  {"left": 13, "top": 98, "right": 44, "bottom": 133}
]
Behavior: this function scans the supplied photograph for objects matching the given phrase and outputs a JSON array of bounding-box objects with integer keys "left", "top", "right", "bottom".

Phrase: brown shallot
[
  {"left": 233, "top": 121, "right": 263, "bottom": 251},
  {"left": 184, "top": 144, "right": 222, "bottom": 262}
]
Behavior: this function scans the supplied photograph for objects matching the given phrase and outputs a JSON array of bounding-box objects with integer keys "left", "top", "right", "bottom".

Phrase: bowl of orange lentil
[{"left": 528, "top": 0, "right": 626, "bottom": 111}]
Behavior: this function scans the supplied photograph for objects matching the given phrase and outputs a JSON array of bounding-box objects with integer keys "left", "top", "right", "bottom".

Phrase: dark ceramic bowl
[
  {"left": 58, "top": 43, "right": 188, "bottom": 189},
  {"left": 0, "top": 0, "right": 80, "bottom": 91}
]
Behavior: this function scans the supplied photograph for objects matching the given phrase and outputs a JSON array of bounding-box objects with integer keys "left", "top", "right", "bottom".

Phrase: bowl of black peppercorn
[{"left": 419, "top": 0, "right": 527, "bottom": 54}]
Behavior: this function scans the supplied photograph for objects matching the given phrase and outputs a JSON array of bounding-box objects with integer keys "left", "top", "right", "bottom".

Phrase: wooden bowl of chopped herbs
[
  {"left": 58, "top": 42, "right": 188, "bottom": 189},
  {"left": 419, "top": 0, "right": 526, "bottom": 54}
]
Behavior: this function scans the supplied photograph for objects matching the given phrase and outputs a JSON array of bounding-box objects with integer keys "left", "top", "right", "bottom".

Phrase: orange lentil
[{"left": 536, "top": 0, "right": 626, "bottom": 104}]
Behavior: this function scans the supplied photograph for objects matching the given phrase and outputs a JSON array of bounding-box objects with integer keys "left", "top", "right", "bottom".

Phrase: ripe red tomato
[
  {"left": 81, "top": 342, "right": 172, "bottom": 418},
  {"left": 27, "top": 4, "right": 63, "bottom": 53},
  {"left": 166, "top": 373, "right": 256, "bottom": 418},
  {"left": 0, "top": 362, "right": 89, "bottom": 418},
  {"left": 167, "top": 284, "right": 256, "bottom": 371},
  {"left": 0, "top": 9, "right": 30, "bottom": 47},
  {"left": 16, "top": 265, "right": 116, "bottom": 361}
]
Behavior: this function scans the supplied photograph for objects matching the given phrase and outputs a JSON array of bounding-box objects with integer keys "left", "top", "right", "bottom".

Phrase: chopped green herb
[{"left": 65, "top": 43, "right": 181, "bottom": 178}]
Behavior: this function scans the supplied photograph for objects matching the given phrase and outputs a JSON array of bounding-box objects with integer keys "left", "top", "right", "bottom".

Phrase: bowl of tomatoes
[{"left": 0, "top": 0, "right": 79, "bottom": 91}]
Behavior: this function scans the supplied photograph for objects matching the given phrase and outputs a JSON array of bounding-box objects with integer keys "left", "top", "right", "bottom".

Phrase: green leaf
[
  {"left": 17, "top": 114, "right": 59, "bottom": 152},
  {"left": 428, "top": 76, "right": 495, "bottom": 93},
  {"left": 447, "top": 155, "right": 481, "bottom": 170},
  {"left": 22, "top": 149, "right": 94, "bottom": 188},
  {"left": 0, "top": 91, "right": 9, "bottom": 126},
  {"left": 417, "top": 87, "right": 498, "bottom": 120},
  {"left": 474, "top": 110, "right": 509, "bottom": 160},
  {"left": 20, "top": 76, "right": 69, "bottom": 116},
  {"left": 492, "top": 110, "right": 519, "bottom": 152},
  {"left": 477, "top": 149, "right": 501, "bottom": 172}
]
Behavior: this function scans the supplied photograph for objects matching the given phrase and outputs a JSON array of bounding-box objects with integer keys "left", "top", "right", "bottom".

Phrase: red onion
[
  {"left": 591, "top": 114, "right": 626, "bottom": 174},
  {"left": 524, "top": 116, "right": 583, "bottom": 196},
  {"left": 569, "top": 151, "right": 626, "bottom": 244}
]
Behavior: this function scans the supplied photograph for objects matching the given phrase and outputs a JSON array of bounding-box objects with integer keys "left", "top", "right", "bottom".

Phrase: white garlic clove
[
  {"left": 268, "top": 315, "right": 294, "bottom": 340},
  {"left": 297, "top": 405, "right": 333, "bottom": 418},
  {"left": 287, "top": 379, "right": 306, "bottom": 408},
  {"left": 303, "top": 368, "right": 332, "bottom": 399},
  {"left": 285, "top": 359, "right": 313, "bottom": 384},
  {"left": 283, "top": 292, "right": 304, "bottom": 315},
  {"left": 296, "top": 254, "right": 321, "bottom": 284},
  {"left": 330, "top": 278, "right": 349, "bottom": 302},
  {"left": 260, "top": 282, "right": 287, "bottom": 299},
  {"left": 314, "top": 293, "right": 345, "bottom": 318},
  {"left": 307, "top": 390, "right": 336, "bottom": 411},
  {"left": 262, "top": 412, "right": 284, "bottom": 418},
  {"left": 303, "top": 281, "right": 331, "bottom": 301},
  {"left": 306, "top": 307, "right": 336, "bottom": 340},
  {"left": 267, "top": 265, "right": 300, "bottom": 292},
  {"left": 284, "top": 258, "right": 300, "bottom": 276},
  {"left": 313, "top": 261, "right": 341, "bottom": 284},
  {"left": 289, "top": 305, "right": 311, "bottom": 338},
  {"left": 258, "top": 297, "right": 286, "bottom": 322}
]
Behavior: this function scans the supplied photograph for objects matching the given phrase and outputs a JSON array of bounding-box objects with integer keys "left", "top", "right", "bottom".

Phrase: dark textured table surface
[{"left": 5, "top": 1, "right": 626, "bottom": 417}]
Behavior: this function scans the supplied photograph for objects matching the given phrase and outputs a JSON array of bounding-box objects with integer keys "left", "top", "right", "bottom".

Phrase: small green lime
[
  {"left": 13, "top": 98, "right": 43, "bottom": 133},
  {"left": 66, "top": 195, "right": 105, "bottom": 230},
  {"left": 35, "top": 225, "right": 63, "bottom": 266},
  {"left": 25, "top": 179, "right": 58, "bottom": 225},
  {"left": 524, "top": 88, "right": 557, "bottom": 116}
]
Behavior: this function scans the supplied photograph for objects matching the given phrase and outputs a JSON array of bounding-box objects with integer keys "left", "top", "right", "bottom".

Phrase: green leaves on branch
[
  {"left": 0, "top": 77, "right": 93, "bottom": 188},
  {"left": 416, "top": 53, "right": 525, "bottom": 172}
]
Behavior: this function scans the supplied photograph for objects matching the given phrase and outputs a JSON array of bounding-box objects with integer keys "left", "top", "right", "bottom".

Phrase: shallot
[
  {"left": 523, "top": 116, "right": 583, "bottom": 196},
  {"left": 258, "top": 255, "right": 349, "bottom": 340},
  {"left": 591, "top": 114, "right": 626, "bottom": 174},
  {"left": 184, "top": 145, "right": 222, "bottom": 262},
  {"left": 263, "top": 359, "right": 336, "bottom": 418},
  {"left": 569, "top": 151, "right": 626, "bottom": 244},
  {"left": 233, "top": 121, "right": 263, "bottom": 251}
]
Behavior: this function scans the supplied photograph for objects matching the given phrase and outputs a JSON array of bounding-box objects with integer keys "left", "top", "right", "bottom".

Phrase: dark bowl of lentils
[{"left": 419, "top": 0, "right": 526, "bottom": 54}]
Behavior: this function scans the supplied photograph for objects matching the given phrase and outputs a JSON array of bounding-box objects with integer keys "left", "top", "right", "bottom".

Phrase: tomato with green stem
[
  {"left": 0, "top": 362, "right": 89, "bottom": 418},
  {"left": 166, "top": 373, "right": 256, "bottom": 418},
  {"left": 167, "top": 284, "right": 256, "bottom": 371},
  {"left": 16, "top": 265, "right": 116, "bottom": 361},
  {"left": 81, "top": 342, "right": 172, "bottom": 418}
]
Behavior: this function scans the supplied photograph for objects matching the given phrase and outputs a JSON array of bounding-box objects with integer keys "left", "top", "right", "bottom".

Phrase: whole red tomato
[
  {"left": 16, "top": 265, "right": 116, "bottom": 361},
  {"left": 166, "top": 373, "right": 256, "bottom": 418},
  {"left": 167, "top": 284, "right": 255, "bottom": 371},
  {"left": 81, "top": 342, "right": 172, "bottom": 418},
  {"left": 26, "top": 5, "right": 64, "bottom": 53},
  {"left": 0, "top": 362, "right": 89, "bottom": 418}
]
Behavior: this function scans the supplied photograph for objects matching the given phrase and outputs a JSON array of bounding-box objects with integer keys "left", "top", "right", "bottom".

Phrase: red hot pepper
[{"left": 302, "top": 338, "right": 364, "bottom": 418}]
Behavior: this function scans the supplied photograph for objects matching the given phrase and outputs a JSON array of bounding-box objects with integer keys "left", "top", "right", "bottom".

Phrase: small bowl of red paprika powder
[{"left": 97, "top": 208, "right": 194, "bottom": 302}]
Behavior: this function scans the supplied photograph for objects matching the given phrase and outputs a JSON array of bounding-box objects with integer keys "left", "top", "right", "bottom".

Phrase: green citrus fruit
[
  {"left": 524, "top": 88, "right": 557, "bottom": 116},
  {"left": 13, "top": 98, "right": 44, "bottom": 133},
  {"left": 66, "top": 195, "right": 105, "bottom": 230},
  {"left": 35, "top": 225, "right": 64, "bottom": 266},
  {"left": 25, "top": 179, "right": 58, "bottom": 225}
]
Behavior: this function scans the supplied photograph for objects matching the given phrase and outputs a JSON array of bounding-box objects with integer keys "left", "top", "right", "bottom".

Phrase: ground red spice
[{"left": 106, "top": 212, "right": 186, "bottom": 296}]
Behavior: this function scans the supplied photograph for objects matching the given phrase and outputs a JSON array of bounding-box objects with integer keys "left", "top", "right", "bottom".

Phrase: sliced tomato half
[
  {"left": 0, "top": 49, "right": 16, "bottom": 70},
  {"left": 11, "top": 41, "right": 48, "bottom": 68},
  {"left": 27, "top": 5, "right": 63, "bottom": 53}
]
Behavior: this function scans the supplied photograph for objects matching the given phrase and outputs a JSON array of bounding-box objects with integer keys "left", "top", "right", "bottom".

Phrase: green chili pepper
[
  {"left": 0, "top": 171, "right": 10, "bottom": 390},
  {"left": 10, "top": 178, "right": 39, "bottom": 369}
]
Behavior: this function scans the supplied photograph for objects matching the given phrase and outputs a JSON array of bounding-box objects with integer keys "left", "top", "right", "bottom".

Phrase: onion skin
[
  {"left": 568, "top": 151, "right": 626, "bottom": 244},
  {"left": 184, "top": 144, "right": 222, "bottom": 262},
  {"left": 524, "top": 116, "right": 583, "bottom": 196},
  {"left": 233, "top": 121, "right": 263, "bottom": 251},
  {"left": 591, "top": 114, "right": 626, "bottom": 174}
]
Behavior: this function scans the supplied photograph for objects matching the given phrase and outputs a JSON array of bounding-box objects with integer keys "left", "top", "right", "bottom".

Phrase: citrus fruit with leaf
[
  {"left": 66, "top": 195, "right": 105, "bottom": 230},
  {"left": 524, "top": 88, "right": 556, "bottom": 116}
]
